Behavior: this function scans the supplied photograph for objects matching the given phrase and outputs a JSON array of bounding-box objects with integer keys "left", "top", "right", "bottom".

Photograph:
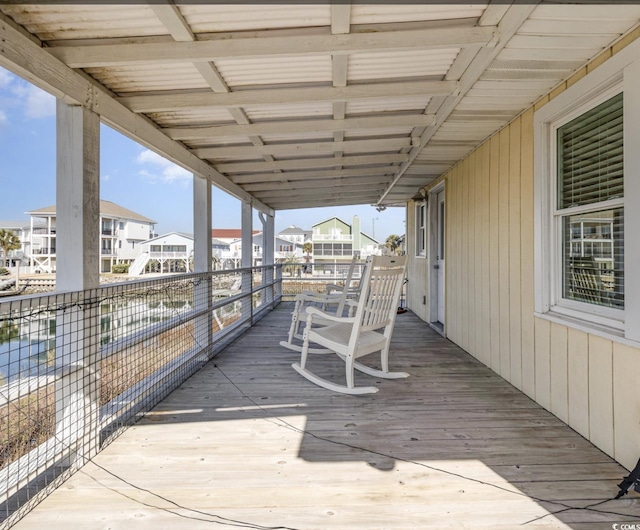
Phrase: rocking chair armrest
[
  {"left": 306, "top": 306, "right": 356, "bottom": 324},
  {"left": 294, "top": 292, "right": 342, "bottom": 303},
  {"left": 325, "top": 283, "right": 345, "bottom": 294}
]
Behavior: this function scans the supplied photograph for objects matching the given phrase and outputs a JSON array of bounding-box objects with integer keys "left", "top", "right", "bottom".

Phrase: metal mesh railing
[
  {"left": 280, "top": 262, "right": 366, "bottom": 300},
  {"left": 0, "top": 265, "right": 281, "bottom": 528}
]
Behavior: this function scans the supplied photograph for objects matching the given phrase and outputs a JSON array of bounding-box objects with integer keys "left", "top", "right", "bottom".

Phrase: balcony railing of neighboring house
[
  {"left": 32, "top": 247, "right": 56, "bottom": 255},
  {"left": 31, "top": 228, "right": 55, "bottom": 235},
  {"left": 312, "top": 234, "right": 353, "bottom": 241},
  {"left": 148, "top": 251, "right": 190, "bottom": 259},
  {"left": 101, "top": 248, "right": 114, "bottom": 255},
  {"left": 101, "top": 229, "right": 113, "bottom": 236},
  {"left": 0, "top": 264, "right": 282, "bottom": 528}
]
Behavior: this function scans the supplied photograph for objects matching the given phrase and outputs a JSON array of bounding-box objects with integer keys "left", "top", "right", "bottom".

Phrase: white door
[{"left": 436, "top": 189, "right": 445, "bottom": 324}]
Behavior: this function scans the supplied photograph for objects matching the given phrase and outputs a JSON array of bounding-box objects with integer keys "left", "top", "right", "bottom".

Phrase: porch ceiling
[{"left": 1, "top": 3, "right": 639, "bottom": 211}]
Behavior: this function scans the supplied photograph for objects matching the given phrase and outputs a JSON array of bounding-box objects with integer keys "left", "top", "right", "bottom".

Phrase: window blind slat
[{"left": 558, "top": 92, "right": 624, "bottom": 209}]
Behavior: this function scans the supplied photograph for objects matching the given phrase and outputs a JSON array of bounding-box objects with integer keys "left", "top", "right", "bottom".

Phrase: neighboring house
[
  {"left": 211, "top": 237, "right": 230, "bottom": 265},
  {"left": 135, "top": 232, "right": 193, "bottom": 275},
  {"left": 278, "top": 225, "right": 312, "bottom": 246},
  {"left": 223, "top": 232, "right": 299, "bottom": 269},
  {"left": 27, "top": 200, "right": 156, "bottom": 273},
  {"left": 0, "top": 221, "right": 38, "bottom": 267},
  {"left": 311, "top": 215, "right": 380, "bottom": 271}
]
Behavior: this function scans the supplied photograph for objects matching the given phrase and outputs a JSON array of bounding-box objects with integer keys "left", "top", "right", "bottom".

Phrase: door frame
[{"left": 428, "top": 182, "right": 445, "bottom": 329}]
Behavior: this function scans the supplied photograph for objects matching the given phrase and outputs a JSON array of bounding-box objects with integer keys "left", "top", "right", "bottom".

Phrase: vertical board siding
[
  {"left": 534, "top": 318, "right": 552, "bottom": 410},
  {"left": 508, "top": 121, "right": 522, "bottom": 389},
  {"left": 588, "top": 335, "right": 614, "bottom": 457},
  {"left": 461, "top": 156, "right": 471, "bottom": 354},
  {"left": 489, "top": 135, "right": 501, "bottom": 372},
  {"left": 567, "top": 328, "right": 590, "bottom": 438},
  {"left": 613, "top": 343, "right": 640, "bottom": 468},
  {"left": 498, "top": 128, "right": 511, "bottom": 380},
  {"left": 550, "top": 323, "right": 569, "bottom": 423},
  {"left": 474, "top": 148, "right": 483, "bottom": 363},
  {"left": 480, "top": 142, "right": 491, "bottom": 367},
  {"left": 520, "top": 108, "right": 536, "bottom": 400},
  {"left": 406, "top": 200, "right": 429, "bottom": 322},
  {"left": 407, "top": 33, "right": 640, "bottom": 470}
]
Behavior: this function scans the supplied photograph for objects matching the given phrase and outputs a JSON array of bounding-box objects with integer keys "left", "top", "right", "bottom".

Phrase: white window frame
[
  {"left": 416, "top": 201, "right": 427, "bottom": 257},
  {"left": 534, "top": 38, "right": 640, "bottom": 344}
]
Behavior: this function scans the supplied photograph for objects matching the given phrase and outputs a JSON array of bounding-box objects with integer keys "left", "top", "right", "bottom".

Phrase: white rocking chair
[
  {"left": 291, "top": 255, "right": 408, "bottom": 394},
  {"left": 279, "top": 254, "right": 364, "bottom": 354}
]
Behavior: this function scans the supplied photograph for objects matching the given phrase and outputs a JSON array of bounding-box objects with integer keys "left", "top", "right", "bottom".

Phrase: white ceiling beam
[
  {"left": 265, "top": 194, "right": 381, "bottom": 210},
  {"left": 216, "top": 154, "right": 407, "bottom": 173},
  {"left": 49, "top": 26, "right": 496, "bottom": 68},
  {"left": 331, "top": 4, "right": 352, "bottom": 35},
  {"left": 244, "top": 176, "right": 391, "bottom": 192},
  {"left": 268, "top": 189, "right": 383, "bottom": 202},
  {"left": 230, "top": 166, "right": 395, "bottom": 185},
  {"left": 148, "top": 3, "right": 195, "bottom": 41},
  {"left": 0, "top": 12, "right": 273, "bottom": 216},
  {"left": 164, "top": 114, "right": 435, "bottom": 140},
  {"left": 194, "top": 138, "right": 409, "bottom": 159},
  {"left": 118, "top": 80, "right": 456, "bottom": 113},
  {"left": 252, "top": 182, "right": 389, "bottom": 198}
]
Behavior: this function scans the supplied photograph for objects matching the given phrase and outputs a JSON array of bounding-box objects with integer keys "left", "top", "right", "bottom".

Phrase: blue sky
[{"left": 0, "top": 67, "right": 406, "bottom": 242}]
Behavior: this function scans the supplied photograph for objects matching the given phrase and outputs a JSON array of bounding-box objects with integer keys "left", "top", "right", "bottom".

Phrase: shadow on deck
[{"left": 11, "top": 305, "right": 640, "bottom": 529}]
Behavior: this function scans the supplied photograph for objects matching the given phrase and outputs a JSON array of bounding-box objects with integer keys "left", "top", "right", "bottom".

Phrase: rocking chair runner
[
  {"left": 291, "top": 255, "right": 408, "bottom": 394},
  {"left": 279, "top": 254, "right": 365, "bottom": 353}
]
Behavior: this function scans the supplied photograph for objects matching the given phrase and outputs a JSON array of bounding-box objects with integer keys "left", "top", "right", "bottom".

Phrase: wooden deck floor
[{"left": 12, "top": 305, "right": 640, "bottom": 529}]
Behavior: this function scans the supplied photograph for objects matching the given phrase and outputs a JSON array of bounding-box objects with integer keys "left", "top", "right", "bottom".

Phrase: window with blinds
[
  {"left": 416, "top": 202, "right": 426, "bottom": 256},
  {"left": 557, "top": 92, "right": 624, "bottom": 309}
]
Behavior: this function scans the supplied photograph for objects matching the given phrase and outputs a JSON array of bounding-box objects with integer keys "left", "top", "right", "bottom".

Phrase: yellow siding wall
[
  {"left": 406, "top": 30, "right": 640, "bottom": 470},
  {"left": 405, "top": 200, "right": 429, "bottom": 322}
]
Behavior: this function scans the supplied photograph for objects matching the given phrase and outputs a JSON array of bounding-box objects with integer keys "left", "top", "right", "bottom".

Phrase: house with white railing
[
  {"left": 27, "top": 200, "right": 156, "bottom": 274},
  {"left": 312, "top": 215, "right": 380, "bottom": 271}
]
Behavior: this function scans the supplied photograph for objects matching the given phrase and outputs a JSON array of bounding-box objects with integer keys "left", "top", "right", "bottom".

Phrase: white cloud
[
  {"left": 0, "top": 68, "right": 13, "bottom": 89},
  {"left": 0, "top": 110, "right": 7, "bottom": 126},
  {"left": 24, "top": 85, "right": 55, "bottom": 119},
  {"left": 136, "top": 149, "right": 191, "bottom": 185},
  {"left": 138, "top": 168, "right": 159, "bottom": 184}
]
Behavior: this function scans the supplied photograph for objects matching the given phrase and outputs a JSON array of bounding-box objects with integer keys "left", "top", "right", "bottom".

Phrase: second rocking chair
[{"left": 291, "top": 254, "right": 408, "bottom": 394}]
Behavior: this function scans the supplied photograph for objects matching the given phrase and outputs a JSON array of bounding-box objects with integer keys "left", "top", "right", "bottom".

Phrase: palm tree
[
  {"left": 283, "top": 254, "right": 299, "bottom": 276},
  {"left": 302, "top": 242, "right": 313, "bottom": 273},
  {"left": 0, "top": 229, "right": 21, "bottom": 268},
  {"left": 385, "top": 234, "right": 402, "bottom": 255}
]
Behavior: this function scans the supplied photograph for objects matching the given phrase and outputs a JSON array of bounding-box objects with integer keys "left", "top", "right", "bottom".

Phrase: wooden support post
[
  {"left": 54, "top": 100, "right": 101, "bottom": 464},
  {"left": 193, "top": 174, "right": 213, "bottom": 356},
  {"left": 241, "top": 201, "right": 253, "bottom": 323}
]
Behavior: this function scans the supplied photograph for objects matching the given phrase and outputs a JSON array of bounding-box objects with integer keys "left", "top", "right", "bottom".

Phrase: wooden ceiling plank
[
  {"left": 229, "top": 166, "right": 395, "bottom": 184},
  {"left": 49, "top": 26, "right": 497, "bottom": 68},
  {"left": 252, "top": 182, "right": 389, "bottom": 198},
  {"left": 195, "top": 137, "right": 409, "bottom": 159},
  {"left": 216, "top": 154, "right": 406, "bottom": 173},
  {"left": 118, "top": 80, "right": 456, "bottom": 112},
  {"left": 265, "top": 195, "right": 381, "bottom": 209},
  {"left": 244, "top": 176, "right": 391, "bottom": 192}
]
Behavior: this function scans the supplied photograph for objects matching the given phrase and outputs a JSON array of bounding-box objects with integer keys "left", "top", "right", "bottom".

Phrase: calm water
[
  {"left": 0, "top": 298, "right": 196, "bottom": 383},
  {"left": 0, "top": 339, "right": 49, "bottom": 382}
]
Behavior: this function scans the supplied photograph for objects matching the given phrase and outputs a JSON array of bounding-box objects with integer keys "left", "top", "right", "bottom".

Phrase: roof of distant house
[
  {"left": 212, "top": 228, "right": 259, "bottom": 239},
  {"left": 27, "top": 200, "right": 157, "bottom": 224},
  {"left": 279, "top": 225, "right": 307, "bottom": 235}
]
